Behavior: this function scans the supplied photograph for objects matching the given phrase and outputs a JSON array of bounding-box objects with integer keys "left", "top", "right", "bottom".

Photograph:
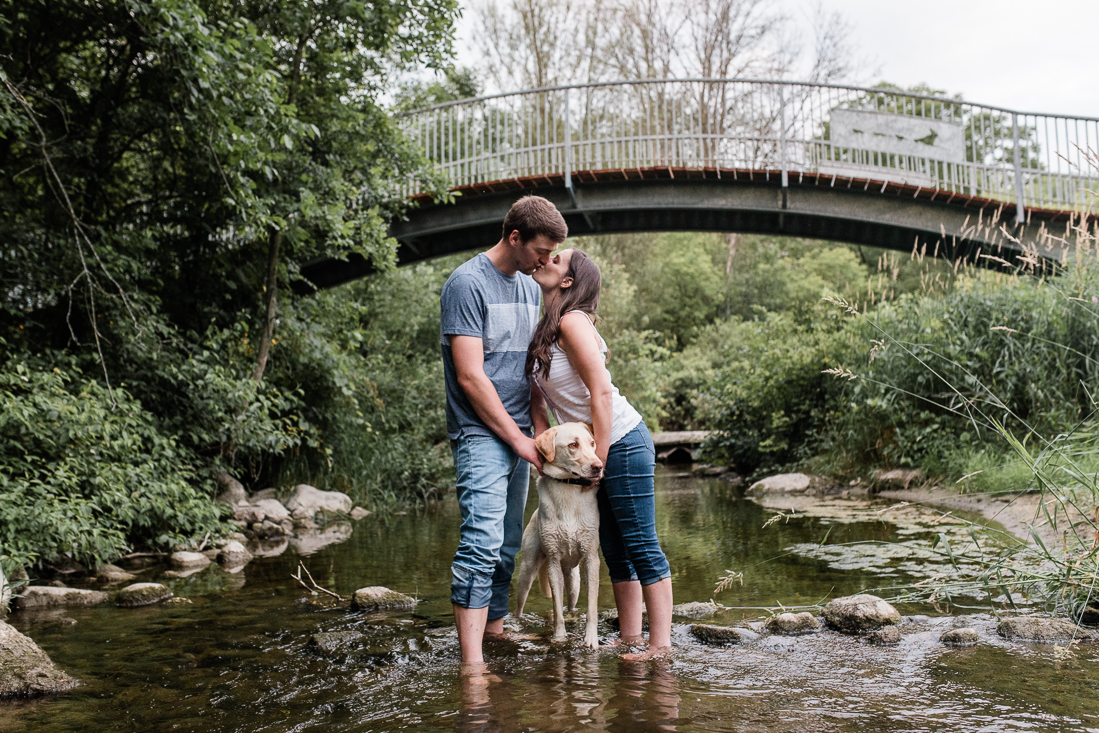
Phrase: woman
[{"left": 528, "top": 247, "right": 673, "bottom": 660}]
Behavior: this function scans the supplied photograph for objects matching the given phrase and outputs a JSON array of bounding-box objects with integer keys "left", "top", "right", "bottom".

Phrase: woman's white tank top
[{"left": 532, "top": 311, "right": 643, "bottom": 446}]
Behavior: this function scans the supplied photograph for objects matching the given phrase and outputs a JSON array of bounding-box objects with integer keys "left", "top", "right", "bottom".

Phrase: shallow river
[{"left": 5, "top": 469, "right": 1099, "bottom": 732}]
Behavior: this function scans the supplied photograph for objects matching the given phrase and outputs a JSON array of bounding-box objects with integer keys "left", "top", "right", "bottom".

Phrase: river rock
[
  {"left": 233, "top": 504, "right": 267, "bottom": 525},
  {"left": 351, "top": 587, "right": 416, "bottom": 612},
  {"left": 15, "top": 587, "right": 109, "bottom": 610},
  {"left": 215, "top": 473, "right": 248, "bottom": 506},
  {"left": 672, "top": 601, "right": 719, "bottom": 619},
  {"left": 822, "top": 594, "right": 902, "bottom": 634},
  {"left": 997, "top": 617, "right": 1089, "bottom": 643},
  {"left": 217, "top": 541, "right": 253, "bottom": 569},
  {"left": 96, "top": 564, "right": 136, "bottom": 583},
  {"left": 170, "top": 552, "right": 211, "bottom": 571},
  {"left": 0, "top": 621, "right": 78, "bottom": 696},
  {"left": 689, "top": 624, "right": 741, "bottom": 645},
  {"left": 766, "top": 612, "right": 821, "bottom": 635},
  {"left": 940, "top": 627, "right": 979, "bottom": 646},
  {"left": 249, "top": 488, "right": 279, "bottom": 503},
  {"left": 867, "top": 625, "right": 902, "bottom": 644},
  {"left": 350, "top": 507, "right": 372, "bottom": 521},
  {"left": 252, "top": 498, "right": 289, "bottom": 523},
  {"left": 116, "top": 583, "right": 173, "bottom": 608},
  {"left": 285, "top": 484, "right": 352, "bottom": 519},
  {"left": 747, "top": 473, "right": 811, "bottom": 494},
  {"left": 309, "top": 630, "right": 366, "bottom": 655}
]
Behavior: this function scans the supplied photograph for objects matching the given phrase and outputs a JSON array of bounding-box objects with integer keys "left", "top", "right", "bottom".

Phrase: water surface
[{"left": 5, "top": 469, "right": 1098, "bottom": 732}]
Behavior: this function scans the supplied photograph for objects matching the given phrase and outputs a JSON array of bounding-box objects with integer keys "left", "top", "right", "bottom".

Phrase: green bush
[{"left": 0, "top": 362, "right": 224, "bottom": 572}]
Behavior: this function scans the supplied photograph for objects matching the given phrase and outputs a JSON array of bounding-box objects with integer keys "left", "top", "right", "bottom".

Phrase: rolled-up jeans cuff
[{"left": 451, "top": 564, "right": 494, "bottom": 610}]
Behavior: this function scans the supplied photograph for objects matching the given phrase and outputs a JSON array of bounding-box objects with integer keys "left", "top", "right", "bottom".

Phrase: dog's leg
[
  {"left": 546, "top": 557, "right": 567, "bottom": 642},
  {"left": 566, "top": 565, "right": 581, "bottom": 611},
  {"left": 513, "top": 513, "right": 544, "bottom": 618},
  {"left": 582, "top": 552, "right": 600, "bottom": 649}
]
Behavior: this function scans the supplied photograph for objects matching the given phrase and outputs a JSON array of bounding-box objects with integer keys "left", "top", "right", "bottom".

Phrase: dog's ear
[
  {"left": 582, "top": 423, "right": 594, "bottom": 438},
  {"left": 535, "top": 427, "right": 557, "bottom": 463}
]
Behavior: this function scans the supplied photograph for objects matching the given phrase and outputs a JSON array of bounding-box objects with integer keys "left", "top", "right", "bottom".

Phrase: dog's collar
[{"left": 555, "top": 476, "right": 594, "bottom": 487}]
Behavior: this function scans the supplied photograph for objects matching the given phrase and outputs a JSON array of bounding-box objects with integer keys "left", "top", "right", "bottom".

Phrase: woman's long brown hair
[{"left": 526, "top": 248, "right": 602, "bottom": 380}]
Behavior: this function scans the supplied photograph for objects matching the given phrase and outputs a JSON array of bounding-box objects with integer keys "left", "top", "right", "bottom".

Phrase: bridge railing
[{"left": 402, "top": 79, "right": 1099, "bottom": 216}]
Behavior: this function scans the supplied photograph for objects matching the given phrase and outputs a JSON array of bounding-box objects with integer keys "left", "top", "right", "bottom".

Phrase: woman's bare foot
[
  {"left": 606, "top": 634, "right": 646, "bottom": 649},
  {"left": 621, "top": 645, "right": 673, "bottom": 662}
]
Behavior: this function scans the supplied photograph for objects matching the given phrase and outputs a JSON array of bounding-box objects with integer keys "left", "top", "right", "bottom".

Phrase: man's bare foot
[{"left": 621, "top": 645, "right": 673, "bottom": 662}]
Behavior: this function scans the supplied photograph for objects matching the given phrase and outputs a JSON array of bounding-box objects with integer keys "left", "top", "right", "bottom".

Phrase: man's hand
[{"left": 512, "top": 435, "right": 543, "bottom": 473}]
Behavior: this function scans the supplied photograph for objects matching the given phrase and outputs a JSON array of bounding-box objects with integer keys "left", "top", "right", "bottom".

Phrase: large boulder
[
  {"left": 766, "top": 612, "right": 821, "bottom": 636},
  {"left": 14, "top": 587, "right": 109, "bottom": 610},
  {"left": 822, "top": 594, "right": 901, "bottom": 634},
  {"left": 215, "top": 473, "right": 248, "bottom": 507},
  {"left": 0, "top": 621, "right": 78, "bottom": 696},
  {"left": 285, "top": 484, "right": 352, "bottom": 519},
  {"left": 116, "top": 583, "right": 173, "bottom": 608},
  {"left": 997, "top": 617, "right": 1090, "bottom": 643},
  {"left": 351, "top": 587, "right": 417, "bottom": 612}
]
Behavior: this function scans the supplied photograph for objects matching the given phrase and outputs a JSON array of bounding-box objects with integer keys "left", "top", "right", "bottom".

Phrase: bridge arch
[{"left": 301, "top": 79, "right": 1096, "bottom": 289}]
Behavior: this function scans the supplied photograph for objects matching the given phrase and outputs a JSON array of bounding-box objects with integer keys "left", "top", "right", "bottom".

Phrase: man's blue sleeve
[{"left": 441, "top": 274, "right": 485, "bottom": 339}]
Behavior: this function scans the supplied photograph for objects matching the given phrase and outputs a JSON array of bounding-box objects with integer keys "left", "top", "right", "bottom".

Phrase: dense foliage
[{"left": 0, "top": 0, "right": 459, "bottom": 571}]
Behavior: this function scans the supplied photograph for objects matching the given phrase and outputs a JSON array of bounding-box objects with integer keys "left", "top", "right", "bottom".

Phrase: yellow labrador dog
[{"left": 513, "top": 422, "right": 605, "bottom": 649}]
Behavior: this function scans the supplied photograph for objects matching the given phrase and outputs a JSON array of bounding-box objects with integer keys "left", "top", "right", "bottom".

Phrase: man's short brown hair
[{"left": 502, "top": 195, "right": 568, "bottom": 244}]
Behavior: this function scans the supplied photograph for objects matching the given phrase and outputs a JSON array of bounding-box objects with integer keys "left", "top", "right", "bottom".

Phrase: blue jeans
[
  {"left": 597, "top": 422, "right": 671, "bottom": 586},
  {"left": 450, "top": 434, "right": 530, "bottom": 620}
]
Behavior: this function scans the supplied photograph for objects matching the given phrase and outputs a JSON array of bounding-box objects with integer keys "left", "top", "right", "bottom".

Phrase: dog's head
[{"left": 535, "top": 423, "right": 604, "bottom": 482}]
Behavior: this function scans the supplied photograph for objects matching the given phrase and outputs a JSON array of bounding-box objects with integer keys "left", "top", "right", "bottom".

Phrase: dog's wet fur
[{"left": 514, "top": 422, "right": 605, "bottom": 648}]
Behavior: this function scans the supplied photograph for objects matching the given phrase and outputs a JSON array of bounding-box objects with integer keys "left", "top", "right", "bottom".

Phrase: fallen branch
[{"left": 291, "top": 562, "right": 344, "bottom": 601}]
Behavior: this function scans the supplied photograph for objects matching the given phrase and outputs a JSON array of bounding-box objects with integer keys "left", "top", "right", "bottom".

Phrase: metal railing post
[
  {"left": 779, "top": 87, "right": 789, "bottom": 190},
  {"left": 563, "top": 88, "right": 573, "bottom": 191},
  {"left": 1012, "top": 112, "right": 1025, "bottom": 225}
]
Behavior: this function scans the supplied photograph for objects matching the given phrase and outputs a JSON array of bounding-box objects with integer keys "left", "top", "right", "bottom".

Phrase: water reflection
[{"left": 608, "top": 659, "right": 680, "bottom": 733}]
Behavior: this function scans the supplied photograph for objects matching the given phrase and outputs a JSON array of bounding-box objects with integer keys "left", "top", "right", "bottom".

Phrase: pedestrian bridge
[{"left": 302, "top": 79, "right": 1098, "bottom": 289}]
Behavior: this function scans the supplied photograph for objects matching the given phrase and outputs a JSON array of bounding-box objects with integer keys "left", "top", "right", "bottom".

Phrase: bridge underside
[{"left": 299, "top": 172, "right": 1077, "bottom": 290}]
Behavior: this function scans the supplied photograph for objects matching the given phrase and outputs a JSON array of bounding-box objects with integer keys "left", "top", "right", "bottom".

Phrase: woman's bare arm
[{"left": 557, "top": 312, "right": 613, "bottom": 468}]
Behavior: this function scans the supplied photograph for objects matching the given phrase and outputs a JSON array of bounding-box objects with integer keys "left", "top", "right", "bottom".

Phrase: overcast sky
[{"left": 454, "top": 0, "right": 1099, "bottom": 119}]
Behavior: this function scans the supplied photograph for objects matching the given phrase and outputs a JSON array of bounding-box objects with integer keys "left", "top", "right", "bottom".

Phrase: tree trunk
[{"left": 252, "top": 227, "right": 281, "bottom": 382}]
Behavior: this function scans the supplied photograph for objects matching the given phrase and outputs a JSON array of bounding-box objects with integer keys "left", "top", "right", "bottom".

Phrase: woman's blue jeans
[
  {"left": 597, "top": 422, "right": 671, "bottom": 586},
  {"left": 450, "top": 434, "right": 530, "bottom": 620}
]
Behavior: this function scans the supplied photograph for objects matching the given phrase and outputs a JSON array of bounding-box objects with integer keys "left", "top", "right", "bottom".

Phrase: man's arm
[{"left": 450, "top": 334, "right": 542, "bottom": 470}]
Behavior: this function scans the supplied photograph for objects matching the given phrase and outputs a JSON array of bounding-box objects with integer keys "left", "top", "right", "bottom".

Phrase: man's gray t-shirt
[{"left": 440, "top": 253, "right": 541, "bottom": 440}]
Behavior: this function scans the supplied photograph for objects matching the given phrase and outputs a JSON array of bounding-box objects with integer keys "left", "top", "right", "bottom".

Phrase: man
[{"left": 440, "top": 195, "right": 568, "bottom": 664}]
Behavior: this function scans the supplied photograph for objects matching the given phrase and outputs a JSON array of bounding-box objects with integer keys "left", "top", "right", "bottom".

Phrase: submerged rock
[
  {"left": 940, "top": 628, "right": 979, "bottom": 646},
  {"left": 309, "top": 630, "right": 366, "bottom": 654},
  {"left": 15, "top": 587, "right": 109, "bottom": 610},
  {"left": 867, "top": 625, "right": 902, "bottom": 644},
  {"left": 671, "top": 601, "right": 719, "bottom": 619},
  {"left": 822, "top": 594, "right": 901, "bottom": 634},
  {"left": 285, "top": 484, "right": 353, "bottom": 519},
  {"left": 766, "top": 612, "right": 821, "bottom": 636},
  {"left": 216, "top": 541, "right": 253, "bottom": 569},
  {"left": 351, "top": 587, "right": 416, "bottom": 612},
  {"left": 170, "top": 552, "right": 211, "bottom": 571},
  {"left": 690, "top": 624, "right": 741, "bottom": 645},
  {"left": 0, "top": 621, "right": 78, "bottom": 697},
  {"left": 997, "top": 617, "right": 1089, "bottom": 643},
  {"left": 116, "top": 583, "right": 173, "bottom": 608}
]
